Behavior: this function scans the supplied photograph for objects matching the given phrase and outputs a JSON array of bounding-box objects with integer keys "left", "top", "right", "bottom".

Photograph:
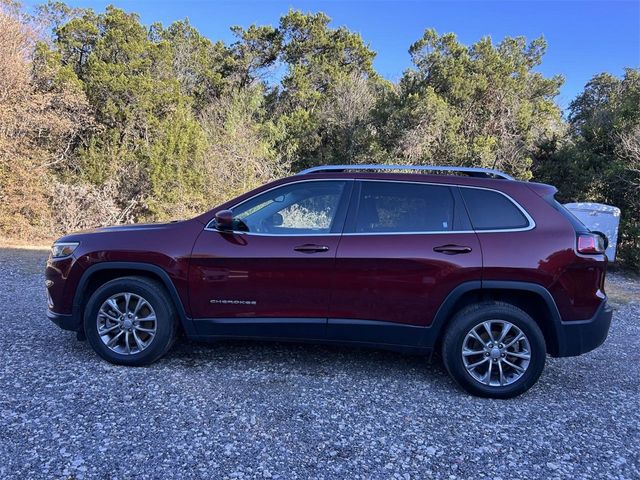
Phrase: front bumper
[
  {"left": 554, "top": 300, "right": 613, "bottom": 357},
  {"left": 47, "top": 309, "right": 82, "bottom": 332}
]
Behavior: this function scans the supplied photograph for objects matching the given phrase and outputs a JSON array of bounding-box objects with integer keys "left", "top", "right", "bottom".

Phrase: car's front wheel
[
  {"left": 84, "top": 276, "right": 178, "bottom": 366},
  {"left": 442, "top": 301, "right": 546, "bottom": 398}
]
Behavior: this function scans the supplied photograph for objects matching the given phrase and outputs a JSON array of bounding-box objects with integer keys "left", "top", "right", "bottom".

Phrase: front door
[
  {"left": 328, "top": 180, "right": 482, "bottom": 346},
  {"left": 189, "top": 179, "right": 352, "bottom": 339}
]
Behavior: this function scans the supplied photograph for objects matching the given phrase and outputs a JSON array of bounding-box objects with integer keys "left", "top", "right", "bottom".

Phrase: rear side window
[
  {"left": 354, "top": 181, "right": 456, "bottom": 233},
  {"left": 460, "top": 187, "right": 530, "bottom": 231}
]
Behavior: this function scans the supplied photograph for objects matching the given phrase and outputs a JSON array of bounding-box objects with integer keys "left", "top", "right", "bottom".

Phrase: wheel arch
[
  {"left": 431, "top": 281, "right": 562, "bottom": 356},
  {"left": 72, "top": 262, "right": 195, "bottom": 336}
]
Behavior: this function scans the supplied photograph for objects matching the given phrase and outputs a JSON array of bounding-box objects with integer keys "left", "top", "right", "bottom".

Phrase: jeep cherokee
[{"left": 45, "top": 164, "right": 613, "bottom": 398}]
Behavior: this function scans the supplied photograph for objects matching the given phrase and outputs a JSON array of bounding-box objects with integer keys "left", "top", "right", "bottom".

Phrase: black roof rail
[{"left": 297, "top": 164, "right": 514, "bottom": 180}]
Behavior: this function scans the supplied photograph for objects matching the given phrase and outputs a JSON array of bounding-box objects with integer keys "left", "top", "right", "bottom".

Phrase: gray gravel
[{"left": 1, "top": 247, "right": 639, "bottom": 480}]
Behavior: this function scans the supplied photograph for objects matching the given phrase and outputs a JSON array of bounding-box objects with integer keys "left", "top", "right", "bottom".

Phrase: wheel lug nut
[
  {"left": 499, "top": 344, "right": 504, "bottom": 348},
  {"left": 485, "top": 352, "right": 489, "bottom": 356},
  {"left": 501, "top": 353, "right": 505, "bottom": 357}
]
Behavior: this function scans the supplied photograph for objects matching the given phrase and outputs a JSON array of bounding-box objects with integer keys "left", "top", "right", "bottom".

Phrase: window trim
[
  {"left": 204, "top": 179, "right": 353, "bottom": 237},
  {"left": 342, "top": 180, "right": 535, "bottom": 236},
  {"left": 204, "top": 178, "right": 535, "bottom": 236},
  {"left": 344, "top": 180, "right": 462, "bottom": 235},
  {"left": 458, "top": 185, "right": 535, "bottom": 233}
]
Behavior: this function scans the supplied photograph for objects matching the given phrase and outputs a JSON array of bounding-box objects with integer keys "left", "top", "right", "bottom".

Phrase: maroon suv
[{"left": 45, "top": 165, "right": 612, "bottom": 398}]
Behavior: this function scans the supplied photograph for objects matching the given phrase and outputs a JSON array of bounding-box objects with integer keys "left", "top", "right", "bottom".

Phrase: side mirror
[{"left": 214, "top": 209, "right": 234, "bottom": 230}]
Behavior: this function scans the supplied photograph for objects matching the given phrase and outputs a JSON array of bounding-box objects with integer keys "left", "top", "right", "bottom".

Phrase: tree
[
  {"left": 157, "top": 19, "right": 235, "bottom": 112},
  {"left": 42, "top": 6, "right": 209, "bottom": 221},
  {"left": 318, "top": 73, "right": 389, "bottom": 164},
  {"left": 535, "top": 69, "right": 640, "bottom": 269},
  {"left": 268, "top": 10, "right": 380, "bottom": 168},
  {"left": 1, "top": 1, "right": 637, "bottom": 271},
  {"left": 0, "top": 1, "right": 94, "bottom": 237},
  {"left": 381, "top": 29, "right": 564, "bottom": 179},
  {"left": 198, "top": 86, "right": 289, "bottom": 205},
  {"left": 229, "top": 24, "right": 282, "bottom": 88}
]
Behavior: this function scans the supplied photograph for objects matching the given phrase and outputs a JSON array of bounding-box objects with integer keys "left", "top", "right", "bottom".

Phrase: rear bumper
[
  {"left": 554, "top": 300, "right": 613, "bottom": 357},
  {"left": 47, "top": 309, "right": 81, "bottom": 332}
]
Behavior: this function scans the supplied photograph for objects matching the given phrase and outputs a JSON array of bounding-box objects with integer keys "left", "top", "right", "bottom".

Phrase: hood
[
  {"left": 94, "top": 221, "right": 183, "bottom": 232},
  {"left": 54, "top": 220, "right": 188, "bottom": 243}
]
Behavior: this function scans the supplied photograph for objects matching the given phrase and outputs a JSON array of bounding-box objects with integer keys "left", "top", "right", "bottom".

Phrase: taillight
[{"left": 577, "top": 233, "right": 606, "bottom": 254}]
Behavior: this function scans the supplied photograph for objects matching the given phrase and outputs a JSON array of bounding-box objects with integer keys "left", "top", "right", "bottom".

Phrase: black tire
[
  {"left": 84, "top": 276, "right": 178, "bottom": 366},
  {"left": 442, "top": 301, "right": 546, "bottom": 399}
]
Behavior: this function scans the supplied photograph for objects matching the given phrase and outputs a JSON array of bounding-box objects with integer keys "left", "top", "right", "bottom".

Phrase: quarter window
[
  {"left": 354, "top": 182, "right": 456, "bottom": 233},
  {"left": 460, "top": 188, "right": 530, "bottom": 230},
  {"left": 231, "top": 181, "right": 347, "bottom": 234}
]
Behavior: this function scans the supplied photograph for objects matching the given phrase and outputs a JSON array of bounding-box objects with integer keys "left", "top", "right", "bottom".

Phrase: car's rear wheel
[
  {"left": 442, "top": 301, "right": 546, "bottom": 398},
  {"left": 84, "top": 276, "right": 178, "bottom": 366}
]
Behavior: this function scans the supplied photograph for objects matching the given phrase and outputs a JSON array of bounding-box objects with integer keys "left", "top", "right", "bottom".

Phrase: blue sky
[{"left": 26, "top": 0, "right": 640, "bottom": 110}]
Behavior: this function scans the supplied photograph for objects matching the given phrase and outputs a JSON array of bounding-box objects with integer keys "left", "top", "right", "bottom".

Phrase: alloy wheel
[
  {"left": 462, "top": 320, "right": 531, "bottom": 387},
  {"left": 96, "top": 292, "right": 157, "bottom": 355}
]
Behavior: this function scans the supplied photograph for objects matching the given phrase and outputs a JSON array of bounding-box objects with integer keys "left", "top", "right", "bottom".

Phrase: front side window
[
  {"left": 231, "top": 181, "right": 347, "bottom": 234},
  {"left": 354, "top": 181, "right": 456, "bottom": 233},
  {"left": 460, "top": 187, "right": 531, "bottom": 231}
]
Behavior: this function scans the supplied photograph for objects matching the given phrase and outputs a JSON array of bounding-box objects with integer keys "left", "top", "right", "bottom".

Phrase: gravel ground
[{"left": 1, "top": 247, "right": 638, "bottom": 480}]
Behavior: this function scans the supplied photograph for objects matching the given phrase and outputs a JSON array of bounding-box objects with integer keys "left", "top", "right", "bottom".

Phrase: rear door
[{"left": 328, "top": 180, "right": 482, "bottom": 346}]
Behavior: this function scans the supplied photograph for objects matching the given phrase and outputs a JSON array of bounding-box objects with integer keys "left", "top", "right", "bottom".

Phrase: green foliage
[
  {"left": 535, "top": 68, "right": 640, "bottom": 270},
  {"left": 278, "top": 10, "right": 376, "bottom": 104},
  {"left": 268, "top": 10, "right": 380, "bottom": 168},
  {"left": 198, "top": 85, "right": 289, "bottom": 203},
  {"left": 32, "top": 41, "right": 85, "bottom": 92},
  {"left": 2, "top": 2, "right": 637, "bottom": 269},
  {"left": 38, "top": 5, "right": 208, "bottom": 220},
  {"left": 158, "top": 19, "right": 235, "bottom": 111},
  {"left": 383, "top": 29, "right": 564, "bottom": 179},
  {"left": 229, "top": 24, "right": 281, "bottom": 88},
  {"left": 146, "top": 105, "right": 208, "bottom": 218}
]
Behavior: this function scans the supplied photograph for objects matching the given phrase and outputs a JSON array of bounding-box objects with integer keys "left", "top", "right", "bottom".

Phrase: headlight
[{"left": 51, "top": 242, "right": 79, "bottom": 258}]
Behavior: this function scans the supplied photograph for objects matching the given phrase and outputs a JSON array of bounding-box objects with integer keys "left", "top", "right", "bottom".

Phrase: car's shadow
[
  {"left": 162, "top": 336, "right": 454, "bottom": 386},
  {"left": 47, "top": 319, "right": 446, "bottom": 382},
  {"left": 53, "top": 328, "right": 615, "bottom": 401}
]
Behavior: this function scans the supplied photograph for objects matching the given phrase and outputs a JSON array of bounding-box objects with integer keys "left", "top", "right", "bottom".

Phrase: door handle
[
  {"left": 294, "top": 244, "right": 330, "bottom": 254},
  {"left": 433, "top": 244, "right": 472, "bottom": 255}
]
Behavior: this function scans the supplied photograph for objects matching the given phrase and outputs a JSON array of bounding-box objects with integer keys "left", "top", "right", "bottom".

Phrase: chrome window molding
[
  {"left": 457, "top": 184, "right": 535, "bottom": 233},
  {"left": 204, "top": 226, "right": 248, "bottom": 234},
  {"left": 203, "top": 178, "right": 536, "bottom": 236},
  {"left": 203, "top": 227, "right": 342, "bottom": 237},
  {"left": 341, "top": 230, "right": 476, "bottom": 236},
  {"left": 344, "top": 179, "right": 535, "bottom": 235}
]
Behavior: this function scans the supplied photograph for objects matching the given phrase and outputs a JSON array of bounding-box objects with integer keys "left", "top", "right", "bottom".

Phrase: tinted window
[
  {"left": 460, "top": 188, "right": 530, "bottom": 230},
  {"left": 355, "top": 182, "right": 455, "bottom": 233},
  {"left": 231, "top": 181, "right": 346, "bottom": 234}
]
